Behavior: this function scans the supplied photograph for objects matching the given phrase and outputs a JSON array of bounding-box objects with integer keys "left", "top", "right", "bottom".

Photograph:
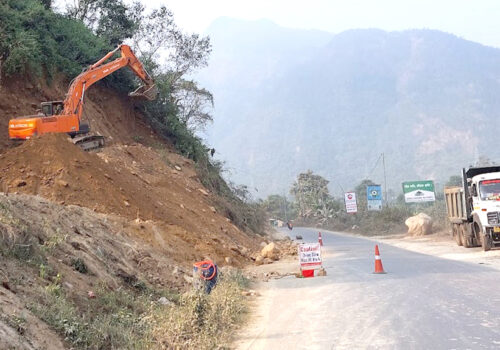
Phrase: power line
[{"left": 366, "top": 153, "right": 383, "bottom": 180}]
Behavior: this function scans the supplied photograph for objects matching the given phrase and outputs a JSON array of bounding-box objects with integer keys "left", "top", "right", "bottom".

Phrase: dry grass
[
  {"left": 28, "top": 272, "right": 248, "bottom": 349},
  {"left": 149, "top": 273, "right": 248, "bottom": 349},
  {"left": 30, "top": 283, "right": 154, "bottom": 349}
]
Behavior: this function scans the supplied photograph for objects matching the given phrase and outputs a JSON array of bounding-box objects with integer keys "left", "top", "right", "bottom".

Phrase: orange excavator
[{"left": 8, "top": 44, "right": 157, "bottom": 150}]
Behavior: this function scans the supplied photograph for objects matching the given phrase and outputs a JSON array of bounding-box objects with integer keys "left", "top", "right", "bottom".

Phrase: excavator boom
[
  {"left": 8, "top": 44, "right": 157, "bottom": 150},
  {"left": 63, "top": 44, "right": 157, "bottom": 118}
]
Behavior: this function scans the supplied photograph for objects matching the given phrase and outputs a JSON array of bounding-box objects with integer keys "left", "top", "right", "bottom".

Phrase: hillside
[
  {"left": 0, "top": 73, "right": 262, "bottom": 259},
  {"left": 0, "top": 65, "right": 266, "bottom": 350},
  {"left": 198, "top": 19, "right": 500, "bottom": 197},
  {"left": 0, "top": 2, "right": 275, "bottom": 348}
]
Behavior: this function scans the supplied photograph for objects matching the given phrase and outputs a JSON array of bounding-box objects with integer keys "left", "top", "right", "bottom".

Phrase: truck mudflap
[
  {"left": 491, "top": 232, "right": 500, "bottom": 247},
  {"left": 484, "top": 228, "right": 500, "bottom": 248}
]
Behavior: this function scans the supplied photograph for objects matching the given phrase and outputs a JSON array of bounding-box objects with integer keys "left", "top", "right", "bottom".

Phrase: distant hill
[{"left": 197, "top": 18, "right": 500, "bottom": 198}]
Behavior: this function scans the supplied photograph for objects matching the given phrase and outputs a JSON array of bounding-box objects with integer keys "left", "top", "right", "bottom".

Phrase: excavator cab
[{"left": 41, "top": 101, "right": 64, "bottom": 116}]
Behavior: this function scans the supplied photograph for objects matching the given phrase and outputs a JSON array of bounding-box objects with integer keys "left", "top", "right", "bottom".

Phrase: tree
[
  {"left": 39, "top": 0, "right": 52, "bottom": 9},
  {"left": 130, "top": 5, "right": 213, "bottom": 131},
  {"left": 290, "top": 170, "right": 331, "bottom": 217},
  {"left": 261, "top": 194, "right": 295, "bottom": 221},
  {"left": 174, "top": 79, "right": 213, "bottom": 130},
  {"left": 130, "top": 6, "right": 210, "bottom": 77},
  {"left": 65, "top": 0, "right": 137, "bottom": 45},
  {"left": 446, "top": 175, "right": 462, "bottom": 186}
]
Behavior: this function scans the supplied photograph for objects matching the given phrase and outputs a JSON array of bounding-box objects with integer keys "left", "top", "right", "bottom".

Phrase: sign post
[
  {"left": 402, "top": 180, "right": 436, "bottom": 203},
  {"left": 344, "top": 192, "right": 358, "bottom": 213},
  {"left": 367, "top": 185, "right": 383, "bottom": 211},
  {"left": 298, "top": 242, "right": 322, "bottom": 277}
]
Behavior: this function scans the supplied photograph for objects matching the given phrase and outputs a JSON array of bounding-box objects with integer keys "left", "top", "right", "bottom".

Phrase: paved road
[{"left": 238, "top": 228, "right": 500, "bottom": 350}]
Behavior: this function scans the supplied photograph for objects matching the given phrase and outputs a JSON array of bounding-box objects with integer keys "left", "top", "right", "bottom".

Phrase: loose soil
[{"left": 0, "top": 133, "right": 258, "bottom": 265}]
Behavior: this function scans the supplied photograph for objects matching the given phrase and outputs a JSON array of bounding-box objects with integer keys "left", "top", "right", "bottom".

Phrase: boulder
[
  {"left": 260, "top": 242, "right": 280, "bottom": 260},
  {"left": 405, "top": 213, "right": 433, "bottom": 236},
  {"left": 158, "top": 297, "right": 173, "bottom": 306},
  {"left": 240, "top": 246, "right": 249, "bottom": 257},
  {"left": 317, "top": 268, "right": 327, "bottom": 276},
  {"left": 255, "top": 255, "right": 264, "bottom": 265}
]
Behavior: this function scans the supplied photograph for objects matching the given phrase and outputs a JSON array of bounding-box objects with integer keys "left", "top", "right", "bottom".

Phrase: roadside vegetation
[
  {"left": 29, "top": 273, "right": 247, "bottom": 349},
  {"left": 150, "top": 271, "right": 248, "bottom": 349},
  {"left": 262, "top": 170, "right": 450, "bottom": 235}
]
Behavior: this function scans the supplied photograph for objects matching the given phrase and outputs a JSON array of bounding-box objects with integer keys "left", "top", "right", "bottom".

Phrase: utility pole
[
  {"left": 382, "top": 152, "right": 388, "bottom": 206},
  {"left": 283, "top": 192, "right": 288, "bottom": 222}
]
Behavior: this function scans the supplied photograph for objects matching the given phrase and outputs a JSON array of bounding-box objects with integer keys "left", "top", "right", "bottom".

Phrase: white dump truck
[{"left": 444, "top": 166, "right": 500, "bottom": 251}]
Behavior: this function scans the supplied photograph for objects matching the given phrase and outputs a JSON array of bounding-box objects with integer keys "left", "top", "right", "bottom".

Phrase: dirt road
[{"left": 237, "top": 228, "right": 500, "bottom": 349}]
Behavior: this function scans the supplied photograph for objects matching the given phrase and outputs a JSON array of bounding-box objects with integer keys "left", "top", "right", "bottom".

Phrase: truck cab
[
  {"left": 470, "top": 171, "right": 500, "bottom": 249},
  {"left": 445, "top": 166, "right": 500, "bottom": 251}
]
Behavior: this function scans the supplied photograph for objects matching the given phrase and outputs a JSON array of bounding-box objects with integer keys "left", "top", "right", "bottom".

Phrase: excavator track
[{"left": 72, "top": 134, "right": 105, "bottom": 151}]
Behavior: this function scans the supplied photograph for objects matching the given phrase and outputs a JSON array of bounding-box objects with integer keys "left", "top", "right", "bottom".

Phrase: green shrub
[{"left": 0, "top": 0, "right": 108, "bottom": 78}]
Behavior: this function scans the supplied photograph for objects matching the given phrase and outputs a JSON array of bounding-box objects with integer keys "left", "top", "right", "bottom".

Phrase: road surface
[{"left": 237, "top": 228, "right": 500, "bottom": 350}]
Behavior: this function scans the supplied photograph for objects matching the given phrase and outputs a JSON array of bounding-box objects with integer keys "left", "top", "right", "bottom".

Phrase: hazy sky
[
  {"left": 53, "top": 1, "right": 500, "bottom": 47},
  {"left": 149, "top": 0, "right": 500, "bottom": 48}
]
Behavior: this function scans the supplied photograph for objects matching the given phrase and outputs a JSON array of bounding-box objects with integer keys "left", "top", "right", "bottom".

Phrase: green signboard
[{"left": 402, "top": 180, "right": 435, "bottom": 203}]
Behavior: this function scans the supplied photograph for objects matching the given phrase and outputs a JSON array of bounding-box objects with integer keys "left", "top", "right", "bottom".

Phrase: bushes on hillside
[{"left": 0, "top": 0, "right": 107, "bottom": 78}]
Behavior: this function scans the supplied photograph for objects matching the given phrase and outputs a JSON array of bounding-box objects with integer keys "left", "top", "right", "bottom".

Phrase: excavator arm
[
  {"left": 64, "top": 44, "right": 157, "bottom": 119},
  {"left": 8, "top": 44, "right": 157, "bottom": 147}
]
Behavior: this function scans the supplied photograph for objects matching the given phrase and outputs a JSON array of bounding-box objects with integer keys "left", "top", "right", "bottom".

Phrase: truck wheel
[
  {"left": 482, "top": 234, "right": 492, "bottom": 252},
  {"left": 462, "top": 225, "right": 472, "bottom": 248},
  {"left": 454, "top": 224, "right": 463, "bottom": 246}
]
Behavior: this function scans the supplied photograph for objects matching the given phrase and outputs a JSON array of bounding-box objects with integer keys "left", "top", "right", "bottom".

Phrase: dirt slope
[
  {"left": 0, "top": 133, "right": 258, "bottom": 265},
  {"left": 0, "top": 76, "right": 162, "bottom": 151},
  {"left": 0, "top": 193, "right": 235, "bottom": 349},
  {"left": 0, "top": 74, "right": 264, "bottom": 348}
]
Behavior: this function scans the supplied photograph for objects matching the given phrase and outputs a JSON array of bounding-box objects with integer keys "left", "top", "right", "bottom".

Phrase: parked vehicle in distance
[{"left": 444, "top": 166, "right": 500, "bottom": 251}]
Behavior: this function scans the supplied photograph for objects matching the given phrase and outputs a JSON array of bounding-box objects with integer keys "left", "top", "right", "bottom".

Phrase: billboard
[
  {"left": 402, "top": 180, "right": 435, "bottom": 203},
  {"left": 367, "top": 185, "right": 382, "bottom": 211},
  {"left": 344, "top": 192, "right": 358, "bottom": 213}
]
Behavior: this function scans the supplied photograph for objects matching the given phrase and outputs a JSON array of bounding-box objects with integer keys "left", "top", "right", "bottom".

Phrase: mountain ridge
[{"left": 198, "top": 18, "right": 500, "bottom": 198}]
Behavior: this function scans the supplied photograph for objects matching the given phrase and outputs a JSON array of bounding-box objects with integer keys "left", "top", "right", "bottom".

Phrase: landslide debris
[{"left": 0, "top": 133, "right": 258, "bottom": 267}]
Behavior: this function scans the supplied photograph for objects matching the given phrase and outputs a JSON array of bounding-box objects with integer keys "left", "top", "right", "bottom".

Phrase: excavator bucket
[{"left": 129, "top": 84, "right": 158, "bottom": 101}]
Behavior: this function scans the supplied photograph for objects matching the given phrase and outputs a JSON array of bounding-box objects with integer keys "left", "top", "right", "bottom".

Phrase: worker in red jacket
[{"left": 193, "top": 260, "right": 218, "bottom": 294}]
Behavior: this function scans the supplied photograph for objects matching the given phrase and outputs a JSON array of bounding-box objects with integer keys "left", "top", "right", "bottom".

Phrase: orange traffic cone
[
  {"left": 318, "top": 232, "right": 323, "bottom": 246},
  {"left": 373, "top": 245, "right": 386, "bottom": 274}
]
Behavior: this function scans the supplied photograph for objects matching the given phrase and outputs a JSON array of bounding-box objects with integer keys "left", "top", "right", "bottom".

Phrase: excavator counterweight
[{"left": 8, "top": 44, "right": 157, "bottom": 150}]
